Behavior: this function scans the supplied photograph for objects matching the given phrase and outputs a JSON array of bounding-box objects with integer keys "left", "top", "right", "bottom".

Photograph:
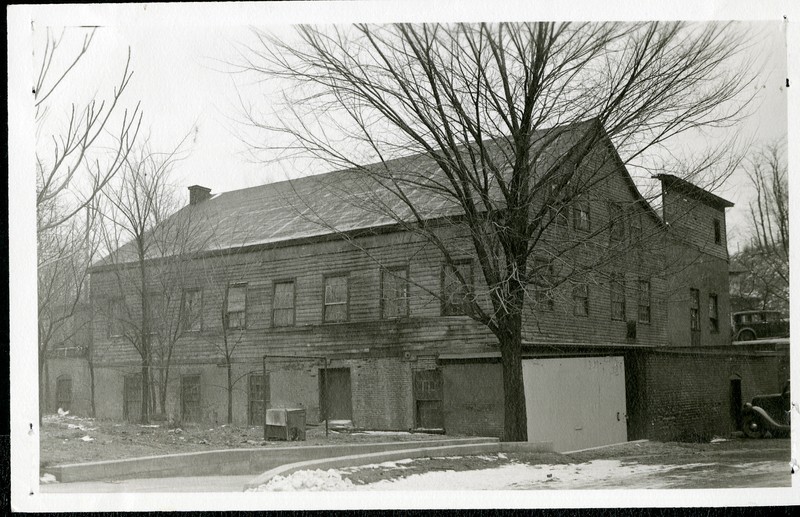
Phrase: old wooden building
[{"left": 85, "top": 121, "right": 787, "bottom": 450}]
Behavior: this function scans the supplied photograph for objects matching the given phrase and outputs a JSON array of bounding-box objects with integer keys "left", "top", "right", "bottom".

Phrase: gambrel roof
[{"left": 93, "top": 119, "right": 667, "bottom": 269}]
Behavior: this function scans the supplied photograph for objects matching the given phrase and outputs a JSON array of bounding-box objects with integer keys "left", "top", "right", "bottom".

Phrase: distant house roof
[
  {"left": 91, "top": 119, "right": 667, "bottom": 269},
  {"left": 654, "top": 174, "right": 734, "bottom": 210}
]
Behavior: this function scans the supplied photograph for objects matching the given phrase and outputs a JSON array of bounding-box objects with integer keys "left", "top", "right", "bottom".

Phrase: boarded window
[
  {"left": 323, "top": 275, "right": 348, "bottom": 323},
  {"left": 181, "top": 289, "right": 202, "bottom": 332},
  {"left": 609, "top": 203, "right": 625, "bottom": 242},
  {"left": 610, "top": 274, "right": 625, "bottom": 321},
  {"left": 713, "top": 219, "right": 721, "bottom": 244},
  {"left": 248, "top": 373, "right": 269, "bottom": 426},
  {"left": 574, "top": 203, "right": 590, "bottom": 232},
  {"left": 709, "top": 294, "right": 719, "bottom": 333},
  {"left": 226, "top": 284, "right": 247, "bottom": 329},
  {"left": 442, "top": 260, "right": 473, "bottom": 316},
  {"left": 690, "top": 288, "right": 700, "bottom": 331},
  {"left": 181, "top": 375, "right": 202, "bottom": 422},
  {"left": 573, "top": 284, "right": 589, "bottom": 317},
  {"left": 56, "top": 375, "right": 72, "bottom": 412},
  {"left": 381, "top": 268, "right": 409, "bottom": 319},
  {"left": 272, "top": 281, "right": 295, "bottom": 327},
  {"left": 638, "top": 279, "right": 651, "bottom": 324},
  {"left": 532, "top": 257, "right": 554, "bottom": 311}
]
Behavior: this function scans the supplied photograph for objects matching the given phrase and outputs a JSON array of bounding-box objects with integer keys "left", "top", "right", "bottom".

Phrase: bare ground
[{"left": 39, "top": 413, "right": 452, "bottom": 469}]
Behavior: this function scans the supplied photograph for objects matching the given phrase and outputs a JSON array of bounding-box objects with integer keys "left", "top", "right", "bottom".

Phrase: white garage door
[{"left": 522, "top": 356, "right": 627, "bottom": 452}]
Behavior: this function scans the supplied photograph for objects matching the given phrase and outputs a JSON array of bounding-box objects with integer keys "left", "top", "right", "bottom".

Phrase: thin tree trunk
[
  {"left": 140, "top": 361, "right": 149, "bottom": 424},
  {"left": 227, "top": 360, "right": 233, "bottom": 425}
]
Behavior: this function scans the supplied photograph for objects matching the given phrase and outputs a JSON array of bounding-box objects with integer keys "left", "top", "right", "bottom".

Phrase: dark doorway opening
[
  {"left": 123, "top": 374, "right": 142, "bottom": 423},
  {"left": 56, "top": 375, "right": 72, "bottom": 413},
  {"left": 181, "top": 374, "right": 202, "bottom": 422},
  {"left": 730, "top": 377, "right": 743, "bottom": 430},
  {"left": 319, "top": 368, "right": 352, "bottom": 422},
  {"left": 414, "top": 369, "right": 444, "bottom": 429}
]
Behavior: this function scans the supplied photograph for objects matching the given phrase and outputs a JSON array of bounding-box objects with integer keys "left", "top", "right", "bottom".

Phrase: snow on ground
[
  {"left": 349, "top": 431, "right": 437, "bottom": 436},
  {"left": 251, "top": 459, "right": 786, "bottom": 491}
]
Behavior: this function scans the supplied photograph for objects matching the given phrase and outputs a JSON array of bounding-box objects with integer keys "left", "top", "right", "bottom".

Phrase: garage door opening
[{"left": 319, "top": 368, "right": 352, "bottom": 423}]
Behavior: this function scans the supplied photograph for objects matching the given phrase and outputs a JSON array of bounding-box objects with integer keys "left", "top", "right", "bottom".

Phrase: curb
[
  {"left": 244, "top": 441, "right": 554, "bottom": 490},
  {"left": 562, "top": 439, "right": 649, "bottom": 455},
  {"left": 45, "top": 437, "right": 498, "bottom": 483}
]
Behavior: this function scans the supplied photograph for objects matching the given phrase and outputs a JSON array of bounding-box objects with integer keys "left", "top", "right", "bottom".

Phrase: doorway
[
  {"left": 414, "top": 369, "right": 444, "bottom": 429},
  {"left": 730, "top": 377, "right": 743, "bottom": 430},
  {"left": 123, "top": 374, "right": 142, "bottom": 423},
  {"left": 319, "top": 368, "right": 352, "bottom": 422}
]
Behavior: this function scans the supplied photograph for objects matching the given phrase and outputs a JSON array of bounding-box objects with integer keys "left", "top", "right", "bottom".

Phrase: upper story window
[
  {"left": 708, "top": 294, "right": 719, "bottom": 333},
  {"left": 381, "top": 267, "right": 409, "bottom": 319},
  {"left": 323, "top": 274, "right": 348, "bottom": 323},
  {"left": 629, "top": 211, "right": 642, "bottom": 243},
  {"left": 573, "top": 284, "right": 589, "bottom": 317},
  {"left": 532, "top": 257, "right": 554, "bottom": 311},
  {"left": 226, "top": 283, "right": 247, "bottom": 330},
  {"left": 689, "top": 288, "right": 700, "bottom": 332},
  {"left": 181, "top": 288, "right": 203, "bottom": 332},
  {"left": 637, "top": 279, "right": 651, "bottom": 324},
  {"left": 573, "top": 202, "right": 590, "bottom": 232},
  {"left": 713, "top": 219, "right": 721, "bottom": 245},
  {"left": 272, "top": 280, "right": 295, "bottom": 327},
  {"left": 608, "top": 203, "right": 625, "bottom": 242},
  {"left": 442, "top": 260, "right": 473, "bottom": 316},
  {"left": 547, "top": 182, "right": 569, "bottom": 228},
  {"left": 610, "top": 273, "right": 626, "bottom": 321},
  {"left": 146, "top": 293, "right": 163, "bottom": 336}
]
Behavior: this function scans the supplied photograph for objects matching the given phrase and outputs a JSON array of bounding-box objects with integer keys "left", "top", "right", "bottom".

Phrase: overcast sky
[{"left": 24, "top": 3, "right": 792, "bottom": 249}]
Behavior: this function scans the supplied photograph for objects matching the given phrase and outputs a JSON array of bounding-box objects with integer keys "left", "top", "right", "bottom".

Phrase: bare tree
[
  {"left": 733, "top": 141, "right": 788, "bottom": 311},
  {"left": 35, "top": 28, "right": 142, "bottom": 421},
  {"left": 235, "top": 22, "right": 756, "bottom": 441},
  {"left": 96, "top": 139, "right": 192, "bottom": 423}
]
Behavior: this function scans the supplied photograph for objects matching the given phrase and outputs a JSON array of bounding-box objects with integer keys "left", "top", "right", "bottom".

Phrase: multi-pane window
[
  {"left": 181, "top": 289, "right": 202, "bottom": 332},
  {"left": 181, "top": 375, "right": 201, "bottom": 422},
  {"left": 574, "top": 203, "right": 590, "bottom": 232},
  {"left": 323, "top": 275, "right": 348, "bottom": 323},
  {"left": 381, "top": 268, "right": 409, "bottom": 319},
  {"left": 689, "top": 288, "right": 700, "bottom": 332},
  {"left": 709, "top": 294, "right": 719, "bottom": 333},
  {"left": 638, "top": 279, "right": 651, "bottom": 324},
  {"left": 609, "top": 204, "right": 625, "bottom": 242},
  {"left": 248, "top": 373, "right": 269, "bottom": 426},
  {"left": 548, "top": 182, "right": 568, "bottom": 228},
  {"left": 442, "top": 260, "right": 473, "bottom": 316},
  {"left": 272, "top": 281, "right": 295, "bottom": 327},
  {"left": 610, "top": 274, "right": 626, "bottom": 321},
  {"left": 532, "top": 257, "right": 554, "bottom": 310},
  {"left": 226, "top": 283, "right": 247, "bottom": 329},
  {"left": 146, "top": 293, "right": 163, "bottom": 335},
  {"left": 713, "top": 219, "right": 721, "bottom": 245},
  {"left": 573, "top": 284, "right": 589, "bottom": 317}
]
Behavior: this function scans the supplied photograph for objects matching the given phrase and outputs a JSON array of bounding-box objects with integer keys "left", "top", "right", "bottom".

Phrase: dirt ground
[{"left": 39, "top": 413, "right": 451, "bottom": 469}]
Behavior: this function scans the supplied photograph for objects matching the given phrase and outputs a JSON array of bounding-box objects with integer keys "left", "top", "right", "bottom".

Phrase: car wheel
[
  {"left": 742, "top": 415, "right": 765, "bottom": 438},
  {"left": 738, "top": 330, "right": 756, "bottom": 341}
]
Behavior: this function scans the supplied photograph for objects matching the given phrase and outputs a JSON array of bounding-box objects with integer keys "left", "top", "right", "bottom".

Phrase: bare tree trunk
[
  {"left": 498, "top": 315, "right": 527, "bottom": 442},
  {"left": 227, "top": 360, "right": 233, "bottom": 425},
  {"left": 140, "top": 361, "right": 150, "bottom": 424}
]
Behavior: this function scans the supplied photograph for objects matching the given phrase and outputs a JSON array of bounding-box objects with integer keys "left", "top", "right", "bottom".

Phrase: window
[
  {"left": 609, "top": 203, "right": 625, "bottom": 242},
  {"left": 146, "top": 293, "right": 163, "bottom": 336},
  {"left": 108, "top": 299, "right": 124, "bottom": 337},
  {"left": 323, "top": 275, "right": 348, "bottom": 323},
  {"left": 272, "top": 281, "right": 295, "bottom": 327},
  {"left": 629, "top": 211, "right": 642, "bottom": 243},
  {"left": 181, "top": 289, "right": 202, "bottom": 332},
  {"left": 573, "top": 284, "right": 589, "bottom": 317},
  {"left": 532, "top": 257, "right": 554, "bottom": 311},
  {"left": 381, "top": 267, "right": 409, "bottom": 319},
  {"left": 181, "top": 375, "right": 201, "bottom": 422},
  {"left": 547, "top": 182, "right": 568, "bottom": 228},
  {"left": 574, "top": 203, "right": 590, "bottom": 232},
  {"left": 610, "top": 274, "right": 626, "bottom": 321},
  {"left": 226, "top": 283, "right": 247, "bottom": 329},
  {"left": 690, "top": 288, "right": 700, "bottom": 332},
  {"left": 709, "top": 294, "right": 719, "bottom": 333},
  {"left": 638, "top": 279, "right": 651, "bottom": 324},
  {"left": 442, "top": 260, "right": 473, "bottom": 316},
  {"left": 713, "top": 219, "right": 722, "bottom": 244}
]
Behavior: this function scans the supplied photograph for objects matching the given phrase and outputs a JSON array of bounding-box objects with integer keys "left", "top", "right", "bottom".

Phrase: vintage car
[
  {"left": 741, "top": 381, "right": 790, "bottom": 438},
  {"left": 731, "top": 310, "right": 789, "bottom": 341}
]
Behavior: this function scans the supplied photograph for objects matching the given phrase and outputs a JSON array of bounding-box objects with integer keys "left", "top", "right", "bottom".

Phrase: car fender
[{"left": 743, "top": 404, "right": 790, "bottom": 430}]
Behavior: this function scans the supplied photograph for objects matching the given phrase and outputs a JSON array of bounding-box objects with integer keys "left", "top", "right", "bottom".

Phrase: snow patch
[
  {"left": 40, "top": 473, "right": 58, "bottom": 484},
  {"left": 79, "top": 435, "right": 94, "bottom": 442},
  {"left": 251, "top": 469, "right": 355, "bottom": 491}
]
